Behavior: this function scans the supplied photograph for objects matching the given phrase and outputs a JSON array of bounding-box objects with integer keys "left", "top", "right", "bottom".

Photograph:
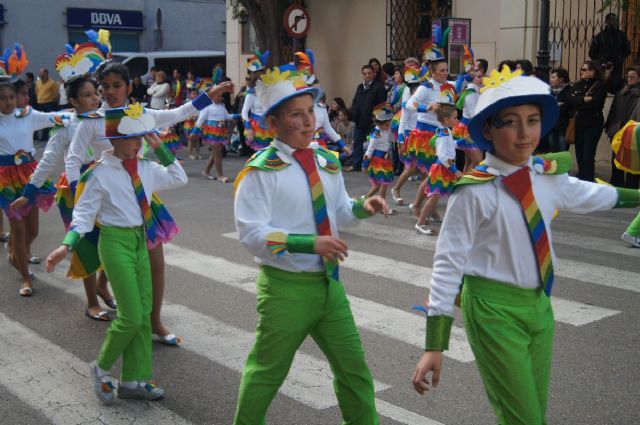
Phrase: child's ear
[
  {"left": 482, "top": 122, "right": 493, "bottom": 141},
  {"left": 265, "top": 115, "right": 278, "bottom": 131}
]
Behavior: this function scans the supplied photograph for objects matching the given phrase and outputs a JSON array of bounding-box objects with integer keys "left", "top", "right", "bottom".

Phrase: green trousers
[
  {"left": 627, "top": 211, "right": 640, "bottom": 236},
  {"left": 461, "top": 276, "right": 555, "bottom": 425},
  {"left": 233, "top": 266, "right": 378, "bottom": 425},
  {"left": 96, "top": 226, "right": 153, "bottom": 382}
]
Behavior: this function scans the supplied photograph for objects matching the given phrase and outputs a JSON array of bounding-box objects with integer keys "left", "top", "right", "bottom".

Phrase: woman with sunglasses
[{"left": 566, "top": 60, "right": 607, "bottom": 181}]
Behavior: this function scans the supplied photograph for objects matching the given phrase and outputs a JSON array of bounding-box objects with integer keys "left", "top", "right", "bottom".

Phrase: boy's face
[
  {"left": 188, "top": 90, "right": 198, "bottom": 100},
  {"left": 441, "top": 111, "right": 458, "bottom": 129},
  {"left": 112, "top": 136, "right": 143, "bottom": 159},
  {"left": 549, "top": 72, "right": 560, "bottom": 87},
  {"left": 266, "top": 94, "right": 316, "bottom": 149},
  {"left": 15, "top": 85, "right": 29, "bottom": 108},
  {"left": 0, "top": 87, "right": 17, "bottom": 114},
  {"left": 483, "top": 104, "right": 541, "bottom": 166}
]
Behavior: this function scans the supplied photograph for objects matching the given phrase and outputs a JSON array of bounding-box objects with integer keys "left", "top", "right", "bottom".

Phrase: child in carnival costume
[
  {"left": 241, "top": 50, "right": 276, "bottom": 151},
  {"left": 233, "top": 65, "right": 389, "bottom": 425},
  {"left": 611, "top": 120, "right": 640, "bottom": 247},
  {"left": 47, "top": 105, "right": 188, "bottom": 404},
  {"left": 411, "top": 66, "right": 640, "bottom": 425},
  {"left": 362, "top": 102, "right": 396, "bottom": 206}
]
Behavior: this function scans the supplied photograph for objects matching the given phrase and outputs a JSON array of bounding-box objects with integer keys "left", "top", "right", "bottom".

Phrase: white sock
[
  {"left": 95, "top": 363, "right": 110, "bottom": 378},
  {"left": 119, "top": 380, "right": 138, "bottom": 389}
]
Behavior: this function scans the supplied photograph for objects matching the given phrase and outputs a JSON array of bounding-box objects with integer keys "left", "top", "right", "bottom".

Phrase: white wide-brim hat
[
  {"left": 256, "top": 67, "right": 320, "bottom": 122},
  {"left": 468, "top": 70, "right": 559, "bottom": 151}
]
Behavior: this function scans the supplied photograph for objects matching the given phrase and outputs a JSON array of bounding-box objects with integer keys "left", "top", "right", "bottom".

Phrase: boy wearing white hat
[
  {"left": 233, "top": 66, "right": 388, "bottom": 424},
  {"left": 411, "top": 67, "right": 640, "bottom": 424}
]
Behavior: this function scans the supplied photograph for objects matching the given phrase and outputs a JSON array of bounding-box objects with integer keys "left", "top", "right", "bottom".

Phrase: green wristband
[
  {"left": 154, "top": 143, "right": 176, "bottom": 166},
  {"left": 287, "top": 234, "right": 317, "bottom": 254},
  {"left": 62, "top": 230, "right": 81, "bottom": 251},
  {"left": 615, "top": 187, "right": 640, "bottom": 208},
  {"left": 425, "top": 315, "right": 454, "bottom": 351},
  {"left": 352, "top": 198, "right": 371, "bottom": 219}
]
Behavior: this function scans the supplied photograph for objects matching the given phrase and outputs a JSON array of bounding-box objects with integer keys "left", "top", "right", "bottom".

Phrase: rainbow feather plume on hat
[
  {"left": 55, "top": 33, "right": 109, "bottom": 83},
  {"left": 294, "top": 49, "right": 316, "bottom": 84},
  {"left": 463, "top": 45, "right": 475, "bottom": 73},
  {"left": 85, "top": 29, "right": 112, "bottom": 58},
  {"left": 439, "top": 82, "right": 457, "bottom": 104},
  {"left": 247, "top": 50, "right": 269, "bottom": 72},
  {"left": 0, "top": 43, "right": 29, "bottom": 80},
  {"left": 372, "top": 102, "right": 395, "bottom": 122}
]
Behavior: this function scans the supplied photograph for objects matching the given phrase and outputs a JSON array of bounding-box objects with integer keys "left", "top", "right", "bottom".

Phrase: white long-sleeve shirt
[
  {"left": 0, "top": 108, "right": 60, "bottom": 155},
  {"left": 461, "top": 83, "right": 480, "bottom": 119},
  {"left": 405, "top": 79, "right": 446, "bottom": 127},
  {"left": 234, "top": 139, "right": 362, "bottom": 273},
  {"left": 66, "top": 94, "right": 211, "bottom": 184},
  {"left": 397, "top": 87, "right": 416, "bottom": 138},
  {"left": 147, "top": 82, "right": 171, "bottom": 109},
  {"left": 195, "top": 103, "right": 236, "bottom": 128},
  {"left": 434, "top": 129, "right": 456, "bottom": 167},
  {"left": 241, "top": 90, "right": 264, "bottom": 122},
  {"left": 365, "top": 127, "right": 391, "bottom": 157},
  {"left": 29, "top": 115, "right": 79, "bottom": 188},
  {"left": 69, "top": 148, "right": 187, "bottom": 237},
  {"left": 314, "top": 104, "right": 341, "bottom": 143},
  {"left": 427, "top": 152, "right": 620, "bottom": 318}
]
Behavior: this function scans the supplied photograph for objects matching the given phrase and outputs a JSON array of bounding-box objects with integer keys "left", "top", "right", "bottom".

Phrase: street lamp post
[{"left": 536, "top": 0, "right": 551, "bottom": 83}]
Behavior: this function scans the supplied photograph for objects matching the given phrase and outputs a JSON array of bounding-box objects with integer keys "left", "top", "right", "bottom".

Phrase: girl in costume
[
  {"left": 362, "top": 102, "right": 396, "bottom": 206},
  {"left": 184, "top": 88, "right": 202, "bottom": 159},
  {"left": 159, "top": 126, "right": 181, "bottom": 156},
  {"left": 391, "top": 64, "right": 426, "bottom": 205},
  {"left": 241, "top": 50, "right": 275, "bottom": 151},
  {"left": 452, "top": 45, "right": 485, "bottom": 173},
  {"left": 415, "top": 103, "right": 461, "bottom": 235},
  {"left": 47, "top": 111, "right": 188, "bottom": 405},
  {"left": 611, "top": 120, "right": 640, "bottom": 247},
  {"left": 195, "top": 75, "right": 240, "bottom": 182},
  {"left": 412, "top": 67, "right": 640, "bottom": 424},
  {"left": 66, "top": 59, "right": 233, "bottom": 345},
  {"left": 233, "top": 64, "right": 388, "bottom": 425},
  {"left": 0, "top": 43, "right": 64, "bottom": 296},
  {"left": 12, "top": 37, "right": 117, "bottom": 318},
  {"left": 294, "top": 50, "right": 352, "bottom": 158}
]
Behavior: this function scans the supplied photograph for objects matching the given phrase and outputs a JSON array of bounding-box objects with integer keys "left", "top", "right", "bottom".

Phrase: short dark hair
[
  {"left": 605, "top": 13, "right": 618, "bottom": 21},
  {"left": 436, "top": 103, "right": 457, "bottom": 123},
  {"left": 428, "top": 59, "right": 447, "bottom": 73},
  {"left": 361, "top": 64, "right": 374, "bottom": 72},
  {"left": 26, "top": 72, "right": 35, "bottom": 81},
  {"left": 551, "top": 67, "right": 570, "bottom": 84},
  {"left": 627, "top": 66, "right": 640, "bottom": 75},
  {"left": 0, "top": 81, "right": 16, "bottom": 93},
  {"left": 382, "top": 62, "right": 395, "bottom": 76},
  {"left": 100, "top": 62, "right": 131, "bottom": 86},
  {"left": 498, "top": 60, "right": 516, "bottom": 72},
  {"left": 12, "top": 79, "right": 26, "bottom": 92},
  {"left": 476, "top": 59, "right": 489, "bottom": 74},
  {"left": 515, "top": 59, "right": 534, "bottom": 76},
  {"left": 66, "top": 76, "right": 98, "bottom": 101}
]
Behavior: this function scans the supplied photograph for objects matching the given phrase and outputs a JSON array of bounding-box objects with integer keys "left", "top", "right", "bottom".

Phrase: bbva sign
[{"left": 91, "top": 12, "right": 122, "bottom": 26}]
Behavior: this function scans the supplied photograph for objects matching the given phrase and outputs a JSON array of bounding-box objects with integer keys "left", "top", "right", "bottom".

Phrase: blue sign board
[{"left": 66, "top": 7, "right": 143, "bottom": 31}]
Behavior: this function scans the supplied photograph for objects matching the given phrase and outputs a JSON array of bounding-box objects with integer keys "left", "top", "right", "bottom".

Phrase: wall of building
[{"left": 0, "top": 0, "right": 225, "bottom": 77}]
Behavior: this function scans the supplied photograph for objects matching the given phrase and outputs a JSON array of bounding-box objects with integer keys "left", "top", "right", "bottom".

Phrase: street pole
[{"left": 535, "top": 0, "right": 551, "bottom": 83}]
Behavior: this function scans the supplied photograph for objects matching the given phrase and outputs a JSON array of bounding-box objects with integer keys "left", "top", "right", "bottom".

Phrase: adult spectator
[
  {"left": 35, "top": 68, "right": 59, "bottom": 140},
  {"left": 329, "top": 97, "right": 347, "bottom": 123},
  {"left": 475, "top": 58, "right": 489, "bottom": 75},
  {"left": 369, "top": 58, "right": 386, "bottom": 84},
  {"left": 383, "top": 62, "right": 395, "bottom": 92},
  {"left": 547, "top": 67, "right": 571, "bottom": 152},
  {"left": 171, "top": 68, "right": 187, "bottom": 107},
  {"left": 141, "top": 66, "right": 157, "bottom": 87},
  {"left": 130, "top": 76, "right": 148, "bottom": 103},
  {"left": 58, "top": 78, "right": 69, "bottom": 109},
  {"left": 604, "top": 66, "right": 640, "bottom": 188},
  {"left": 515, "top": 59, "right": 534, "bottom": 76},
  {"left": 589, "top": 13, "right": 631, "bottom": 94},
  {"left": 147, "top": 70, "right": 171, "bottom": 109},
  {"left": 25, "top": 72, "right": 36, "bottom": 106},
  {"left": 334, "top": 108, "right": 355, "bottom": 164},
  {"left": 347, "top": 64, "right": 387, "bottom": 171},
  {"left": 566, "top": 60, "right": 607, "bottom": 181}
]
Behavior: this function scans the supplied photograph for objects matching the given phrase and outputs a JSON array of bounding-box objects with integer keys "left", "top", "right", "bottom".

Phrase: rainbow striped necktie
[
  {"left": 122, "top": 158, "right": 158, "bottom": 248},
  {"left": 292, "top": 148, "right": 340, "bottom": 284},
  {"left": 502, "top": 166, "right": 554, "bottom": 296}
]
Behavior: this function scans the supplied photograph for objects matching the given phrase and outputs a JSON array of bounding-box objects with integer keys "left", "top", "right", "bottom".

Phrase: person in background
[
  {"left": 369, "top": 57, "right": 387, "bottom": 85},
  {"left": 475, "top": 58, "right": 489, "bottom": 75},
  {"left": 35, "top": 68, "right": 60, "bottom": 140},
  {"left": 383, "top": 62, "right": 395, "bottom": 92},
  {"left": 329, "top": 97, "right": 347, "bottom": 123},
  {"left": 547, "top": 67, "right": 571, "bottom": 152},
  {"left": 25, "top": 72, "right": 36, "bottom": 107},
  {"left": 185, "top": 70, "right": 196, "bottom": 91},
  {"left": 171, "top": 68, "right": 186, "bottom": 107},
  {"left": 58, "top": 78, "right": 70, "bottom": 109},
  {"left": 565, "top": 60, "right": 607, "bottom": 181},
  {"left": 130, "top": 76, "right": 148, "bottom": 104},
  {"left": 147, "top": 70, "right": 171, "bottom": 110},
  {"left": 141, "top": 66, "right": 157, "bottom": 87},
  {"left": 589, "top": 13, "right": 631, "bottom": 94},
  {"left": 497, "top": 60, "right": 516, "bottom": 72},
  {"left": 515, "top": 59, "right": 534, "bottom": 76},
  {"left": 605, "top": 66, "right": 640, "bottom": 188},
  {"left": 335, "top": 108, "right": 355, "bottom": 156}
]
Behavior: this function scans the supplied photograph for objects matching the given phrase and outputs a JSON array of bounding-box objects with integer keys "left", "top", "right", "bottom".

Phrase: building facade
[{"left": 0, "top": 0, "right": 226, "bottom": 76}]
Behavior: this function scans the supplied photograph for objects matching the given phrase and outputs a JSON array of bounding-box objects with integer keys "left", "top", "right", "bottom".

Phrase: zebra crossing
[{"left": 0, "top": 205, "right": 638, "bottom": 424}]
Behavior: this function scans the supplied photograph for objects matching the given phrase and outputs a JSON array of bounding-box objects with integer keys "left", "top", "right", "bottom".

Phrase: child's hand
[
  {"left": 46, "top": 245, "right": 69, "bottom": 273},
  {"left": 342, "top": 146, "right": 352, "bottom": 156},
  {"left": 412, "top": 351, "right": 443, "bottom": 394},
  {"left": 314, "top": 236, "right": 348, "bottom": 262},
  {"left": 144, "top": 132, "right": 162, "bottom": 150},
  {"left": 455, "top": 170, "right": 463, "bottom": 179},
  {"left": 207, "top": 81, "right": 234, "bottom": 98},
  {"left": 10, "top": 196, "right": 29, "bottom": 210},
  {"left": 364, "top": 195, "right": 389, "bottom": 217}
]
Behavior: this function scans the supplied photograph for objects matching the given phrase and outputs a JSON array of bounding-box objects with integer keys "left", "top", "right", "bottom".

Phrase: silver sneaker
[
  {"left": 117, "top": 382, "right": 165, "bottom": 401},
  {"left": 89, "top": 361, "right": 115, "bottom": 405},
  {"left": 621, "top": 232, "right": 640, "bottom": 248}
]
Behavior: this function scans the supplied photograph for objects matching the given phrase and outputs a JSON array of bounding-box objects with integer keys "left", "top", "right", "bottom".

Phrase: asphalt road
[{"left": 0, "top": 147, "right": 638, "bottom": 425}]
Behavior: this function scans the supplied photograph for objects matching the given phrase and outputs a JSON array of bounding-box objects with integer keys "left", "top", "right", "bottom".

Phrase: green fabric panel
[
  {"left": 351, "top": 198, "right": 372, "bottom": 219},
  {"left": 286, "top": 234, "right": 317, "bottom": 254},
  {"left": 615, "top": 187, "right": 640, "bottom": 208},
  {"left": 425, "top": 315, "right": 454, "bottom": 351},
  {"left": 539, "top": 151, "right": 573, "bottom": 174},
  {"left": 154, "top": 143, "right": 175, "bottom": 166},
  {"left": 62, "top": 230, "right": 81, "bottom": 250}
]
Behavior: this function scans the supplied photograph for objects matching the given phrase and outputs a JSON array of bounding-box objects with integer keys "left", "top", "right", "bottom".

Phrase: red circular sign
[{"left": 283, "top": 4, "right": 310, "bottom": 38}]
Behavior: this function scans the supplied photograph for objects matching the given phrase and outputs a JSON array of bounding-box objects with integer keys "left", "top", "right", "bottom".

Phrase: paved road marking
[
  {"left": 0, "top": 312, "right": 192, "bottom": 425},
  {"left": 222, "top": 233, "right": 621, "bottom": 326}
]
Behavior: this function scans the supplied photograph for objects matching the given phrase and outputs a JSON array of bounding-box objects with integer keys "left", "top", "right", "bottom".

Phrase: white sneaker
[
  {"left": 621, "top": 232, "right": 640, "bottom": 248},
  {"left": 415, "top": 223, "right": 437, "bottom": 235}
]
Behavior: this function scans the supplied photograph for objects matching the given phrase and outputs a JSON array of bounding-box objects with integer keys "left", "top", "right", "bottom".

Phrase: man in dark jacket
[
  {"left": 589, "top": 13, "right": 631, "bottom": 94},
  {"left": 347, "top": 64, "right": 387, "bottom": 171}
]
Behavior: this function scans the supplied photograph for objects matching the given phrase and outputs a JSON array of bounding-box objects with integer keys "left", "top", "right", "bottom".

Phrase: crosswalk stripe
[
  {"left": 221, "top": 232, "right": 621, "bottom": 327},
  {"left": 167, "top": 242, "right": 475, "bottom": 363},
  {"left": 341, "top": 221, "right": 640, "bottom": 294},
  {"left": 38, "top": 262, "right": 442, "bottom": 424},
  {"left": 0, "top": 312, "right": 192, "bottom": 425},
  {"left": 552, "top": 230, "right": 639, "bottom": 258}
]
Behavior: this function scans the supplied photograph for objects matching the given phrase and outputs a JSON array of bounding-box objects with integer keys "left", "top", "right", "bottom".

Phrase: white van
[{"left": 112, "top": 51, "right": 225, "bottom": 78}]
